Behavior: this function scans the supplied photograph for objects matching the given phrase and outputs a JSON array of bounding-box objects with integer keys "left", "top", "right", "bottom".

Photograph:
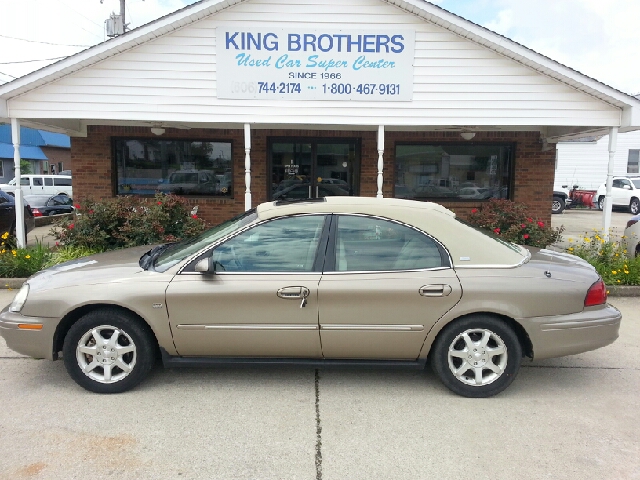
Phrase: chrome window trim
[{"left": 454, "top": 251, "right": 531, "bottom": 269}]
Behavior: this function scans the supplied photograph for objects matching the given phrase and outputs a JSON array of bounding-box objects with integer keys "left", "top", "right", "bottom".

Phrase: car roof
[{"left": 256, "top": 197, "right": 528, "bottom": 267}]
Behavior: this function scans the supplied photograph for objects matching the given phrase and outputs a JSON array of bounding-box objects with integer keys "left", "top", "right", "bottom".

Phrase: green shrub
[
  {"left": 53, "top": 194, "right": 207, "bottom": 250},
  {"left": 467, "top": 199, "right": 564, "bottom": 248},
  {"left": 0, "top": 232, "right": 51, "bottom": 278},
  {"left": 567, "top": 232, "right": 640, "bottom": 285},
  {"left": 44, "top": 245, "right": 105, "bottom": 268}
]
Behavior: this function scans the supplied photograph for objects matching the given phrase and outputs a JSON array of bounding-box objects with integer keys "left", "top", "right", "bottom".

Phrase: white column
[
  {"left": 244, "top": 123, "right": 252, "bottom": 211},
  {"left": 377, "top": 125, "right": 384, "bottom": 198},
  {"left": 603, "top": 126, "right": 618, "bottom": 240},
  {"left": 11, "top": 118, "right": 26, "bottom": 248}
]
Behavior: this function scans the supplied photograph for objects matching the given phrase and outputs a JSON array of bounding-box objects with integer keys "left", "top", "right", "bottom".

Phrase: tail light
[
  {"left": 584, "top": 279, "right": 607, "bottom": 307},
  {"left": 627, "top": 219, "right": 638, "bottom": 228},
  {"left": 31, "top": 208, "right": 43, "bottom": 217}
]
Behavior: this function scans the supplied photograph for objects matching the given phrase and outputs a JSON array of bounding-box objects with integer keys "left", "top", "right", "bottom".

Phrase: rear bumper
[
  {"left": 521, "top": 304, "right": 621, "bottom": 360},
  {"left": 0, "top": 306, "right": 56, "bottom": 360}
]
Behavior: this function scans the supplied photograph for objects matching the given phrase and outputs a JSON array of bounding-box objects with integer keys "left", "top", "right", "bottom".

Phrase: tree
[{"left": 19, "top": 159, "right": 31, "bottom": 175}]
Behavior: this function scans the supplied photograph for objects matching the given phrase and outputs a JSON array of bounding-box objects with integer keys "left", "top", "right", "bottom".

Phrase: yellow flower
[
  {"left": 584, "top": 237, "right": 591, "bottom": 242},
  {"left": 24, "top": 255, "right": 30, "bottom": 259},
  {"left": 568, "top": 238, "right": 573, "bottom": 242},
  {"left": 625, "top": 271, "right": 629, "bottom": 275},
  {"left": 624, "top": 250, "right": 628, "bottom": 254},
  {"left": 612, "top": 270, "right": 617, "bottom": 275},
  {"left": 615, "top": 253, "right": 619, "bottom": 257},
  {"left": 11, "top": 250, "right": 16, "bottom": 256},
  {"left": 568, "top": 247, "right": 574, "bottom": 251},
  {"left": 1, "top": 232, "right": 8, "bottom": 239},
  {"left": 617, "top": 279, "right": 621, "bottom": 283}
]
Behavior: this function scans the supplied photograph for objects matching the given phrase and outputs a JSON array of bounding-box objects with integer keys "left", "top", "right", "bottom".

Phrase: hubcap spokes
[
  {"left": 76, "top": 325, "right": 136, "bottom": 384},
  {"left": 447, "top": 329, "right": 508, "bottom": 387}
]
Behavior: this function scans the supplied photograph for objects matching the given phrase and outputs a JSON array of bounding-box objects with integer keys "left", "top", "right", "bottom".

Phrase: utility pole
[{"left": 120, "top": 0, "right": 126, "bottom": 32}]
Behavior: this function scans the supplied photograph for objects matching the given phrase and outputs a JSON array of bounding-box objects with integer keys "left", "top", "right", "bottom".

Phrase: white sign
[{"left": 216, "top": 28, "right": 415, "bottom": 101}]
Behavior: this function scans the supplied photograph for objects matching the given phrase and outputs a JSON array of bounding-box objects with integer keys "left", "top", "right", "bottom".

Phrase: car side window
[
  {"left": 44, "top": 178, "right": 53, "bottom": 186},
  {"left": 211, "top": 215, "right": 326, "bottom": 272},
  {"left": 20, "top": 178, "right": 29, "bottom": 186},
  {"left": 335, "top": 215, "right": 445, "bottom": 272},
  {"left": 32, "top": 177, "right": 43, "bottom": 186}
]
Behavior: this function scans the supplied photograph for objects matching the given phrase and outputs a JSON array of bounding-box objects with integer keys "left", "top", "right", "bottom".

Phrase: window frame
[
  {"left": 111, "top": 136, "right": 234, "bottom": 198},
  {"left": 628, "top": 149, "right": 640, "bottom": 174},
  {"left": 393, "top": 141, "right": 516, "bottom": 202}
]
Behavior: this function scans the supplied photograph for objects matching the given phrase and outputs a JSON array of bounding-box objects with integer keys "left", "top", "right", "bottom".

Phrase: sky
[{"left": 0, "top": 0, "right": 638, "bottom": 95}]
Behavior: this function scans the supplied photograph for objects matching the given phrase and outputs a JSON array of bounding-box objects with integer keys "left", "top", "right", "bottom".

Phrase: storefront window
[
  {"left": 394, "top": 144, "right": 512, "bottom": 201},
  {"left": 114, "top": 139, "right": 233, "bottom": 197}
]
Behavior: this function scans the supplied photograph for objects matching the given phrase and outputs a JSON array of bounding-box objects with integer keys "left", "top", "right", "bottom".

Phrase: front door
[
  {"left": 270, "top": 139, "right": 359, "bottom": 201},
  {"left": 166, "top": 214, "right": 328, "bottom": 358}
]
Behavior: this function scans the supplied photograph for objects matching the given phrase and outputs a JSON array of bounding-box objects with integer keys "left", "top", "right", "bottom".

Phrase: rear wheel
[
  {"left": 551, "top": 196, "right": 565, "bottom": 214},
  {"left": 63, "top": 309, "right": 156, "bottom": 393},
  {"left": 630, "top": 198, "right": 639, "bottom": 215},
  {"left": 598, "top": 196, "right": 605, "bottom": 210},
  {"left": 430, "top": 315, "right": 522, "bottom": 397}
]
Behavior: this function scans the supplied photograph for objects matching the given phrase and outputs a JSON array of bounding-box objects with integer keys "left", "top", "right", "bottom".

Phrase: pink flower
[
  {"left": 523, "top": 234, "right": 530, "bottom": 239},
  {"left": 191, "top": 214, "right": 198, "bottom": 219},
  {"left": 527, "top": 217, "right": 533, "bottom": 223},
  {"left": 471, "top": 208, "right": 478, "bottom": 214},
  {"left": 537, "top": 221, "right": 545, "bottom": 228},
  {"left": 74, "top": 204, "right": 81, "bottom": 209},
  {"left": 88, "top": 209, "right": 94, "bottom": 214},
  {"left": 494, "top": 228, "right": 501, "bottom": 234},
  {"left": 521, "top": 224, "right": 526, "bottom": 228},
  {"left": 157, "top": 202, "right": 162, "bottom": 205},
  {"left": 68, "top": 223, "right": 75, "bottom": 229}
]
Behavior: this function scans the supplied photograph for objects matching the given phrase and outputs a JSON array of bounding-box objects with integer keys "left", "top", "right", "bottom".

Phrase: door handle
[
  {"left": 419, "top": 285, "right": 452, "bottom": 297},
  {"left": 277, "top": 286, "right": 310, "bottom": 299}
]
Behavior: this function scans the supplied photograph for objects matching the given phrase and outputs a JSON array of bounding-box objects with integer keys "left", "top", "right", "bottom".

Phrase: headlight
[{"left": 9, "top": 283, "right": 29, "bottom": 313}]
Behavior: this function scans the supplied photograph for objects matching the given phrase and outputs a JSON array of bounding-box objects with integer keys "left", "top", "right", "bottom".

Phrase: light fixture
[
  {"left": 460, "top": 132, "right": 476, "bottom": 140},
  {"left": 150, "top": 127, "right": 165, "bottom": 136}
]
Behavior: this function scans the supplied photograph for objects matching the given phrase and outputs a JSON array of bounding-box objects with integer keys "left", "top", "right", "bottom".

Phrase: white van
[{"left": 0, "top": 175, "right": 73, "bottom": 197}]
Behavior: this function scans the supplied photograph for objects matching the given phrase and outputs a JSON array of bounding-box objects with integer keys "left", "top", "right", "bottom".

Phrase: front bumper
[
  {"left": 521, "top": 303, "right": 621, "bottom": 360},
  {"left": 0, "top": 306, "right": 58, "bottom": 360}
]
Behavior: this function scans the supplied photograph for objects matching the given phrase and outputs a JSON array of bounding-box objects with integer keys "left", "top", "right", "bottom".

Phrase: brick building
[{"left": 1, "top": 0, "right": 639, "bottom": 229}]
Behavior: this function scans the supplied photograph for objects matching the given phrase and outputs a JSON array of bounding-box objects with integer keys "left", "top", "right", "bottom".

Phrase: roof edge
[
  {"left": 0, "top": 0, "right": 240, "bottom": 99},
  {"left": 385, "top": 0, "right": 640, "bottom": 112}
]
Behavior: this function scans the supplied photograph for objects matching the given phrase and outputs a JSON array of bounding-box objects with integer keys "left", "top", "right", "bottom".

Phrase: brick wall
[{"left": 72, "top": 126, "right": 555, "bottom": 225}]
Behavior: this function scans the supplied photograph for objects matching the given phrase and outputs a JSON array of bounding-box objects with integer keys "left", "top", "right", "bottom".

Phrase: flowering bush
[
  {"left": 0, "top": 232, "right": 51, "bottom": 278},
  {"left": 466, "top": 199, "right": 564, "bottom": 248},
  {"left": 53, "top": 194, "right": 207, "bottom": 250},
  {"left": 567, "top": 232, "right": 640, "bottom": 285}
]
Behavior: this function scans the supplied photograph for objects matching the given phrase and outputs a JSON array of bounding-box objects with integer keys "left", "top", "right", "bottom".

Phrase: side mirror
[{"left": 194, "top": 257, "right": 214, "bottom": 274}]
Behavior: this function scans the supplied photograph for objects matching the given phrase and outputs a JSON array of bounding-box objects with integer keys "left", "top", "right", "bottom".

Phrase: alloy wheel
[
  {"left": 446, "top": 328, "right": 508, "bottom": 387},
  {"left": 75, "top": 325, "right": 137, "bottom": 384}
]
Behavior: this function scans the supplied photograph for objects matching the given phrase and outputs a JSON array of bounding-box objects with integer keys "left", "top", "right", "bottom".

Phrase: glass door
[{"left": 270, "top": 139, "right": 359, "bottom": 201}]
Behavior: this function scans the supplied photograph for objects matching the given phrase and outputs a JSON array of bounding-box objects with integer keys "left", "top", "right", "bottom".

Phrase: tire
[
  {"left": 63, "top": 309, "right": 156, "bottom": 393},
  {"left": 551, "top": 196, "right": 565, "bottom": 214},
  {"left": 429, "top": 315, "right": 522, "bottom": 398},
  {"left": 630, "top": 198, "right": 639, "bottom": 215},
  {"left": 598, "top": 196, "right": 605, "bottom": 211}
]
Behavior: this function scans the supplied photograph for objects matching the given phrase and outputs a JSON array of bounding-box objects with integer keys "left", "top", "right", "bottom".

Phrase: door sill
[{"left": 160, "top": 348, "right": 426, "bottom": 369}]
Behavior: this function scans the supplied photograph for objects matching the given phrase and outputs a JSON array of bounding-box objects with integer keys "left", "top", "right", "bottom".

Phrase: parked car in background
[
  {"left": 0, "top": 190, "right": 35, "bottom": 235},
  {"left": 0, "top": 174, "right": 73, "bottom": 198},
  {"left": 0, "top": 197, "right": 620, "bottom": 398},
  {"left": 624, "top": 214, "right": 640, "bottom": 258},
  {"left": 459, "top": 187, "right": 491, "bottom": 199},
  {"left": 23, "top": 194, "right": 74, "bottom": 217},
  {"left": 595, "top": 176, "right": 640, "bottom": 213}
]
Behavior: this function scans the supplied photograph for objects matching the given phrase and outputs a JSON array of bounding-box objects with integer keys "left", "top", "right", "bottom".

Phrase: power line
[
  {"left": 0, "top": 33, "right": 92, "bottom": 48},
  {"left": 0, "top": 70, "right": 17, "bottom": 79},
  {"left": 0, "top": 57, "right": 68, "bottom": 65}
]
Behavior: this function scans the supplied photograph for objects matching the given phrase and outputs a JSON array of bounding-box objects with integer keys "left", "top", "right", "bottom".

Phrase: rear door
[{"left": 318, "top": 214, "right": 462, "bottom": 360}]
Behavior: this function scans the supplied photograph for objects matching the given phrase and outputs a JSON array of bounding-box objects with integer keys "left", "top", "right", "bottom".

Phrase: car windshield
[{"left": 154, "top": 209, "right": 259, "bottom": 271}]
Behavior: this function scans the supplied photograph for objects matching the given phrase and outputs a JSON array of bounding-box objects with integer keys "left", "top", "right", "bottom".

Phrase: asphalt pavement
[{"left": 0, "top": 288, "right": 638, "bottom": 480}]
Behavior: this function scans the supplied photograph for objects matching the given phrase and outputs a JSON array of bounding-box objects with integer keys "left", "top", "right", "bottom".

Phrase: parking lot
[{"left": 1, "top": 283, "right": 639, "bottom": 480}]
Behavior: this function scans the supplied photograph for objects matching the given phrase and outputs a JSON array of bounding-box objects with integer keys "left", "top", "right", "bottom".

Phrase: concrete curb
[{"left": 1, "top": 278, "right": 640, "bottom": 296}]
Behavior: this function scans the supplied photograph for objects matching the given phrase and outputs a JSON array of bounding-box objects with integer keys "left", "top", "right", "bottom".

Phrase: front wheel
[
  {"left": 430, "top": 315, "right": 522, "bottom": 398},
  {"left": 598, "top": 196, "right": 605, "bottom": 211},
  {"left": 630, "top": 198, "right": 639, "bottom": 215},
  {"left": 551, "top": 196, "right": 565, "bottom": 214},
  {"left": 63, "top": 309, "right": 156, "bottom": 393}
]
